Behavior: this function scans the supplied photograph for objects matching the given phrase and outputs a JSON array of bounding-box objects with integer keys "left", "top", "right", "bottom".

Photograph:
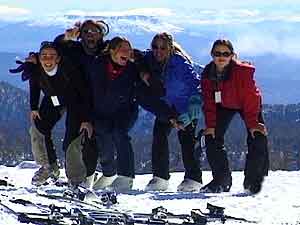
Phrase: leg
[
  {"left": 178, "top": 124, "right": 202, "bottom": 183},
  {"left": 243, "top": 111, "right": 269, "bottom": 193},
  {"left": 94, "top": 120, "right": 116, "bottom": 177},
  {"left": 30, "top": 97, "right": 62, "bottom": 185},
  {"left": 33, "top": 98, "right": 62, "bottom": 165},
  {"left": 151, "top": 118, "right": 172, "bottom": 180},
  {"left": 202, "top": 106, "right": 236, "bottom": 192},
  {"left": 113, "top": 128, "right": 135, "bottom": 178},
  {"left": 92, "top": 119, "right": 117, "bottom": 190}
]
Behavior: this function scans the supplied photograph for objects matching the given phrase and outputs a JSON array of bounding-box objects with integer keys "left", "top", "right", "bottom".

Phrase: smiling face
[
  {"left": 80, "top": 22, "right": 103, "bottom": 49},
  {"left": 151, "top": 38, "right": 170, "bottom": 63},
  {"left": 211, "top": 44, "right": 234, "bottom": 72},
  {"left": 110, "top": 41, "right": 132, "bottom": 66},
  {"left": 39, "top": 48, "right": 60, "bottom": 72}
]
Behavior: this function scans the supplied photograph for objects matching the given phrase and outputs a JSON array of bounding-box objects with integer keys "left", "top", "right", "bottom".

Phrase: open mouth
[
  {"left": 44, "top": 63, "right": 54, "bottom": 68},
  {"left": 120, "top": 56, "right": 128, "bottom": 62}
]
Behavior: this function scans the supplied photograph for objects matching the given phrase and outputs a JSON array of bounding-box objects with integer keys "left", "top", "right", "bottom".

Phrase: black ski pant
[
  {"left": 34, "top": 97, "right": 98, "bottom": 176},
  {"left": 94, "top": 108, "right": 138, "bottom": 178},
  {"left": 151, "top": 118, "right": 202, "bottom": 183},
  {"left": 204, "top": 106, "right": 269, "bottom": 184}
]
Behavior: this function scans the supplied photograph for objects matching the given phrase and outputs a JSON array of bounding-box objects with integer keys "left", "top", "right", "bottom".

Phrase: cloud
[
  {"left": 64, "top": 8, "right": 173, "bottom": 18},
  {"left": 234, "top": 33, "right": 300, "bottom": 59},
  {"left": 0, "top": 5, "right": 30, "bottom": 21}
]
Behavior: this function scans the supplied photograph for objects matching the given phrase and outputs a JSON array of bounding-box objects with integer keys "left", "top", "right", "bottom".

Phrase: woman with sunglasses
[
  {"left": 201, "top": 39, "right": 269, "bottom": 194},
  {"left": 136, "top": 32, "right": 203, "bottom": 192},
  {"left": 29, "top": 42, "right": 92, "bottom": 186}
]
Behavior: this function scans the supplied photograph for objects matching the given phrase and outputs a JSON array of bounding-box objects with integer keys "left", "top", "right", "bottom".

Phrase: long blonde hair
[{"left": 151, "top": 32, "right": 192, "bottom": 63}]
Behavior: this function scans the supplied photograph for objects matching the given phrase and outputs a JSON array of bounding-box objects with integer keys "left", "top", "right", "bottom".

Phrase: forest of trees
[{"left": 0, "top": 81, "right": 299, "bottom": 172}]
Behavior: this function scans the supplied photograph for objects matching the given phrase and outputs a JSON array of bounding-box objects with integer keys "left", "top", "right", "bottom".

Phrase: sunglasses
[
  {"left": 81, "top": 28, "right": 102, "bottom": 34},
  {"left": 152, "top": 45, "right": 167, "bottom": 51},
  {"left": 213, "top": 51, "right": 232, "bottom": 57}
]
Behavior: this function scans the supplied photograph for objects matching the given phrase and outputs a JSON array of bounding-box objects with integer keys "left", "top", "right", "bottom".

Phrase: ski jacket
[
  {"left": 139, "top": 51, "right": 201, "bottom": 114},
  {"left": 54, "top": 34, "right": 109, "bottom": 73},
  {"left": 201, "top": 60, "right": 262, "bottom": 129},
  {"left": 29, "top": 58, "right": 91, "bottom": 122},
  {"left": 86, "top": 55, "right": 175, "bottom": 121}
]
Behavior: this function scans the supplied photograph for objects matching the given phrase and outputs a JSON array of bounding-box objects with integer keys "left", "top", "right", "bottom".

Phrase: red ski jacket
[{"left": 201, "top": 60, "right": 262, "bottom": 129}]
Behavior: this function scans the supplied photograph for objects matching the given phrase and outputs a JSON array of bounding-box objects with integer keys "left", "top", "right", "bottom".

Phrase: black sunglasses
[
  {"left": 81, "top": 28, "right": 102, "bottom": 34},
  {"left": 213, "top": 51, "right": 232, "bottom": 57},
  {"left": 152, "top": 45, "right": 167, "bottom": 50}
]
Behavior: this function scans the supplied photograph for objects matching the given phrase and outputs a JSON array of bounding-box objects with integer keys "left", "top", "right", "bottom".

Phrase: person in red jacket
[{"left": 201, "top": 39, "right": 269, "bottom": 194}]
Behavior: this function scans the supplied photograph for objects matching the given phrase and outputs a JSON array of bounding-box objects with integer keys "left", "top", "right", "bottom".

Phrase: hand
[
  {"left": 204, "top": 127, "right": 215, "bottom": 138},
  {"left": 140, "top": 72, "right": 151, "bottom": 86},
  {"left": 169, "top": 118, "right": 185, "bottom": 131},
  {"left": 25, "top": 53, "right": 37, "bottom": 64},
  {"left": 250, "top": 123, "right": 267, "bottom": 138},
  {"left": 64, "top": 26, "right": 80, "bottom": 41},
  {"left": 80, "top": 122, "right": 93, "bottom": 138},
  {"left": 30, "top": 110, "right": 41, "bottom": 122}
]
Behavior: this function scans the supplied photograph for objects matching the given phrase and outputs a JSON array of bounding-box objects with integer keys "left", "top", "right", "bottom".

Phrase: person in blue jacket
[
  {"left": 87, "top": 36, "right": 178, "bottom": 192},
  {"left": 138, "top": 32, "right": 203, "bottom": 192}
]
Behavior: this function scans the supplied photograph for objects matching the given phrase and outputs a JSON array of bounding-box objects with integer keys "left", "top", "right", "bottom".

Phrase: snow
[{"left": 0, "top": 163, "right": 300, "bottom": 225}]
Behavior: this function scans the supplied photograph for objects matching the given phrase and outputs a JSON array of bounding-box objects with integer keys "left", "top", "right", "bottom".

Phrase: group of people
[{"left": 17, "top": 19, "right": 269, "bottom": 194}]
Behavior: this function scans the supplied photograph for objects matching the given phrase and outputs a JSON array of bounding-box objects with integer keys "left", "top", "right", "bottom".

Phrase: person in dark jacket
[
  {"left": 87, "top": 36, "right": 178, "bottom": 192},
  {"left": 53, "top": 20, "right": 110, "bottom": 187},
  {"left": 137, "top": 32, "right": 203, "bottom": 192},
  {"left": 29, "top": 42, "right": 92, "bottom": 186},
  {"left": 53, "top": 19, "right": 110, "bottom": 72},
  {"left": 200, "top": 39, "right": 269, "bottom": 194}
]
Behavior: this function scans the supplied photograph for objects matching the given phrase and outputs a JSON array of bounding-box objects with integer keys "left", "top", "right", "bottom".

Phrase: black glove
[{"left": 9, "top": 60, "right": 35, "bottom": 81}]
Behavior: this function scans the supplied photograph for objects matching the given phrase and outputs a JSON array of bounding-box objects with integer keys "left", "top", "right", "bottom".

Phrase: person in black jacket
[
  {"left": 53, "top": 19, "right": 110, "bottom": 72},
  {"left": 29, "top": 42, "right": 92, "bottom": 186},
  {"left": 87, "top": 36, "right": 178, "bottom": 191}
]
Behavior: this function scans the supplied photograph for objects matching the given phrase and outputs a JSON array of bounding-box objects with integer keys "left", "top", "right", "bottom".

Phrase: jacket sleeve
[
  {"left": 134, "top": 50, "right": 166, "bottom": 97},
  {"left": 240, "top": 66, "right": 261, "bottom": 129},
  {"left": 180, "top": 60, "right": 201, "bottom": 98},
  {"left": 29, "top": 68, "right": 41, "bottom": 111},
  {"left": 70, "top": 68, "right": 92, "bottom": 123},
  {"left": 137, "top": 95, "right": 177, "bottom": 122},
  {"left": 201, "top": 77, "right": 216, "bottom": 128}
]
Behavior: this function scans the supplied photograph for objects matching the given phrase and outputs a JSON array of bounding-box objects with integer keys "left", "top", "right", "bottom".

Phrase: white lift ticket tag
[
  {"left": 51, "top": 96, "right": 60, "bottom": 106},
  {"left": 215, "top": 91, "right": 221, "bottom": 103}
]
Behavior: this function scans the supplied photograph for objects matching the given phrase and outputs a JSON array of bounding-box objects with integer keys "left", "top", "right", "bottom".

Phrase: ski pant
[
  {"left": 31, "top": 97, "right": 98, "bottom": 177},
  {"left": 94, "top": 109, "right": 138, "bottom": 178},
  {"left": 204, "top": 105, "right": 269, "bottom": 184},
  {"left": 151, "top": 118, "right": 202, "bottom": 182}
]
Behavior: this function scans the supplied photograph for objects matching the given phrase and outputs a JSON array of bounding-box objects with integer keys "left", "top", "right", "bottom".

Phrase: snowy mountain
[
  {"left": 0, "top": 7, "right": 300, "bottom": 102},
  {"left": 0, "top": 162, "right": 300, "bottom": 225}
]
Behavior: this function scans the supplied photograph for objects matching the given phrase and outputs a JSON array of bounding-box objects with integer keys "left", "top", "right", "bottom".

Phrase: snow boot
[
  {"left": 49, "top": 161, "right": 60, "bottom": 181},
  {"left": 93, "top": 174, "right": 117, "bottom": 190},
  {"left": 243, "top": 176, "right": 264, "bottom": 194},
  {"left": 177, "top": 178, "right": 202, "bottom": 192},
  {"left": 145, "top": 176, "right": 169, "bottom": 191},
  {"left": 201, "top": 176, "right": 232, "bottom": 193},
  {"left": 31, "top": 161, "right": 60, "bottom": 186},
  {"left": 108, "top": 175, "right": 133, "bottom": 192}
]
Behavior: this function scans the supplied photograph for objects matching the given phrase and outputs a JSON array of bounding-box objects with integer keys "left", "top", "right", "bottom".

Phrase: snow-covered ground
[{"left": 0, "top": 162, "right": 300, "bottom": 225}]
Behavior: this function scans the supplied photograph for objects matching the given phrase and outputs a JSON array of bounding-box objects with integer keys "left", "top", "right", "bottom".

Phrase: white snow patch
[{"left": 0, "top": 165, "right": 300, "bottom": 224}]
